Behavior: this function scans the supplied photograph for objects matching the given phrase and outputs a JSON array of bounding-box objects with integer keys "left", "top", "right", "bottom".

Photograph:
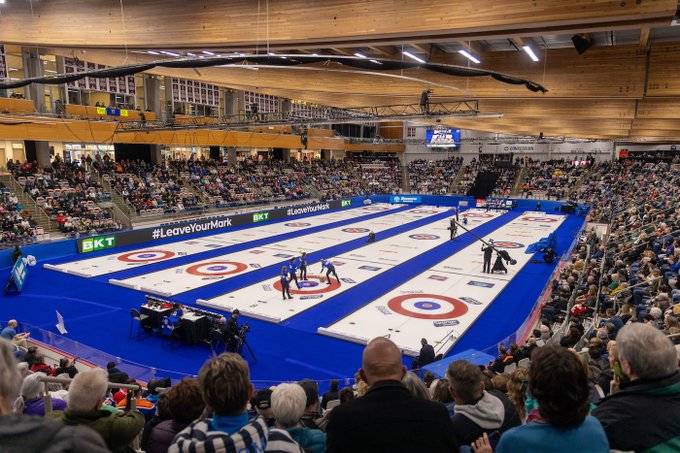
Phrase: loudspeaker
[{"left": 571, "top": 34, "right": 592, "bottom": 55}]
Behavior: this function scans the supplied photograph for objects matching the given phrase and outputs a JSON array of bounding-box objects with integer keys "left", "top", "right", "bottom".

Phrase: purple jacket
[
  {"left": 24, "top": 397, "right": 67, "bottom": 416},
  {"left": 147, "top": 419, "right": 189, "bottom": 453}
]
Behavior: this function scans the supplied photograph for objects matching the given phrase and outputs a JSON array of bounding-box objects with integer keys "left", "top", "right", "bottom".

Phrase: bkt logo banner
[
  {"left": 390, "top": 195, "right": 421, "bottom": 204},
  {"left": 253, "top": 212, "right": 269, "bottom": 223},
  {"left": 81, "top": 236, "right": 116, "bottom": 253},
  {"left": 341, "top": 199, "right": 352, "bottom": 207}
]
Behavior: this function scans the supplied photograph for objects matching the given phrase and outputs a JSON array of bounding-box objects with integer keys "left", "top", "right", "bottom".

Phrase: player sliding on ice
[{"left": 319, "top": 258, "right": 340, "bottom": 285}]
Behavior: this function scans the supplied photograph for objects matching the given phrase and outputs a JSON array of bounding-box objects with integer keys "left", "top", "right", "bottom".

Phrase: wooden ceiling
[{"left": 2, "top": 0, "right": 680, "bottom": 141}]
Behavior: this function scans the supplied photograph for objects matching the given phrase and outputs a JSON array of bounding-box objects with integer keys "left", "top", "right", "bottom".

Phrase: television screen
[{"left": 426, "top": 128, "right": 460, "bottom": 149}]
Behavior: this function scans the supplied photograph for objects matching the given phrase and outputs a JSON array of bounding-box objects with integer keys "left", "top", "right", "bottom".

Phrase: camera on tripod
[{"left": 239, "top": 323, "right": 251, "bottom": 337}]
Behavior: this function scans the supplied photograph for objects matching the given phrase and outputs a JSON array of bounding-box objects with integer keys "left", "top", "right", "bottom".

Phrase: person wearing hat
[
  {"left": 251, "top": 388, "right": 276, "bottom": 427},
  {"left": 226, "top": 310, "right": 241, "bottom": 353}
]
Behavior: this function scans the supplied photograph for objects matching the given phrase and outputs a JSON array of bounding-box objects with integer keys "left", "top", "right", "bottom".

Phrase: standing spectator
[
  {"left": 326, "top": 337, "right": 458, "bottom": 453},
  {"left": 593, "top": 323, "right": 680, "bottom": 451},
  {"left": 271, "top": 383, "right": 326, "bottom": 453},
  {"left": 487, "top": 346, "right": 608, "bottom": 452},
  {"left": 147, "top": 378, "right": 205, "bottom": 453},
  {"left": 169, "top": 352, "right": 303, "bottom": 452},
  {"left": 47, "top": 368, "right": 145, "bottom": 453},
  {"left": 0, "top": 339, "right": 108, "bottom": 452},
  {"left": 447, "top": 359, "right": 521, "bottom": 447}
]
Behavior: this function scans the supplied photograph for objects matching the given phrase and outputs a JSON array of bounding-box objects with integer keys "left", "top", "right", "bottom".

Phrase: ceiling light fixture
[
  {"left": 161, "top": 51, "right": 180, "bottom": 57},
  {"left": 402, "top": 51, "right": 425, "bottom": 63},
  {"left": 147, "top": 51, "right": 160, "bottom": 55},
  {"left": 268, "top": 52, "right": 276, "bottom": 56},
  {"left": 370, "top": 59, "right": 382, "bottom": 65},
  {"left": 522, "top": 45, "right": 540, "bottom": 62},
  {"left": 202, "top": 50, "right": 215, "bottom": 56},
  {"left": 458, "top": 49, "right": 480, "bottom": 64},
  {"left": 353, "top": 52, "right": 367, "bottom": 58}
]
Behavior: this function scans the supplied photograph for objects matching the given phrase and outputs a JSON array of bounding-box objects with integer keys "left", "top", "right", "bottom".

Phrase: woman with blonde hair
[{"left": 507, "top": 367, "right": 529, "bottom": 423}]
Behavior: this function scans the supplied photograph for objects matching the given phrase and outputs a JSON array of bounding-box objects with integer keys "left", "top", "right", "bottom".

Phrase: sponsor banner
[
  {"left": 433, "top": 320, "right": 460, "bottom": 327},
  {"left": 76, "top": 199, "right": 345, "bottom": 252},
  {"left": 390, "top": 195, "right": 421, "bottom": 204},
  {"left": 467, "top": 280, "right": 495, "bottom": 288}
]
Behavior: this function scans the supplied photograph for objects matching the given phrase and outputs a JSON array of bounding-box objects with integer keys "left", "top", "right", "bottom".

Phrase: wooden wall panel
[
  {"left": 647, "top": 43, "right": 680, "bottom": 96},
  {"left": 0, "top": 1, "right": 674, "bottom": 49},
  {"left": 636, "top": 99, "right": 680, "bottom": 119}
]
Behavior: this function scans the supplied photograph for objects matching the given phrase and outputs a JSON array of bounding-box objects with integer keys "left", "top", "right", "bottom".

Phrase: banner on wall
[
  {"left": 76, "top": 199, "right": 351, "bottom": 253},
  {"left": 390, "top": 195, "right": 421, "bottom": 204},
  {"left": 0, "top": 45, "right": 7, "bottom": 81}
]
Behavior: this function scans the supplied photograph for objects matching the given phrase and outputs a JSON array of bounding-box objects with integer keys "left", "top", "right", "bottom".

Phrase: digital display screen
[{"left": 425, "top": 128, "right": 461, "bottom": 149}]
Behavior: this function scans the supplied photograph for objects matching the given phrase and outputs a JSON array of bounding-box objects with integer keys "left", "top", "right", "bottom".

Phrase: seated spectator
[
  {"left": 147, "top": 378, "right": 205, "bottom": 453},
  {"left": 140, "top": 390, "right": 171, "bottom": 451},
  {"left": 474, "top": 346, "right": 609, "bottom": 452},
  {"left": 271, "top": 383, "right": 326, "bottom": 453},
  {"left": 297, "top": 378, "right": 326, "bottom": 431},
  {"left": 447, "top": 359, "right": 521, "bottom": 447},
  {"left": 320, "top": 379, "right": 339, "bottom": 411},
  {"left": 431, "top": 379, "right": 455, "bottom": 417},
  {"left": 411, "top": 338, "right": 436, "bottom": 369},
  {"left": 402, "top": 371, "right": 430, "bottom": 399},
  {"left": 0, "top": 339, "right": 108, "bottom": 452},
  {"left": 326, "top": 337, "right": 458, "bottom": 453},
  {"left": 13, "top": 373, "right": 67, "bottom": 417},
  {"left": 0, "top": 320, "right": 30, "bottom": 349},
  {"left": 53, "top": 358, "right": 78, "bottom": 379},
  {"left": 170, "top": 352, "right": 304, "bottom": 452},
  {"left": 47, "top": 368, "right": 145, "bottom": 453},
  {"left": 106, "top": 361, "right": 129, "bottom": 387},
  {"left": 593, "top": 323, "right": 680, "bottom": 451},
  {"left": 29, "top": 355, "right": 54, "bottom": 375},
  {"left": 250, "top": 388, "right": 276, "bottom": 427},
  {"left": 506, "top": 368, "right": 529, "bottom": 422}
]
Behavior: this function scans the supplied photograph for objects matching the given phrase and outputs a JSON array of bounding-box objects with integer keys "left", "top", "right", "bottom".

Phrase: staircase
[
  {"left": 510, "top": 166, "right": 528, "bottom": 196},
  {"left": 401, "top": 164, "right": 410, "bottom": 192},
  {"left": 0, "top": 173, "right": 55, "bottom": 232},
  {"left": 567, "top": 165, "right": 595, "bottom": 199},
  {"left": 449, "top": 165, "right": 468, "bottom": 195},
  {"left": 89, "top": 172, "right": 133, "bottom": 229}
]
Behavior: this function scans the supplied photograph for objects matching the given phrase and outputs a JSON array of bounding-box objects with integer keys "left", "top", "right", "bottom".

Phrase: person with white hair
[
  {"left": 0, "top": 339, "right": 108, "bottom": 452},
  {"left": 593, "top": 323, "right": 680, "bottom": 451},
  {"left": 47, "top": 368, "right": 145, "bottom": 453},
  {"left": 271, "top": 383, "right": 326, "bottom": 453},
  {"left": 13, "top": 373, "right": 67, "bottom": 416}
]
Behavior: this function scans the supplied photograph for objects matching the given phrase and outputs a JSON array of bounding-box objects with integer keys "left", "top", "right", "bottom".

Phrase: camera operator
[{"left": 223, "top": 309, "right": 241, "bottom": 353}]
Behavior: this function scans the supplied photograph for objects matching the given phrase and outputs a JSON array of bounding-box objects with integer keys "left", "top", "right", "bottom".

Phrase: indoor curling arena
[{"left": 3, "top": 196, "right": 584, "bottom": 383}]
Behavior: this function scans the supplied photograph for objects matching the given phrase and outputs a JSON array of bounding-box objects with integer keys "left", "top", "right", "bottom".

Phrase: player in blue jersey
[
  {"left": 280, "top": 266, "right": 293, "bottom": 300},
  {"left": 320, "top": 258, "right": 340, "bottom": 285},
  {"left": 289, "top": 257, "right": 301, "bottom": 289},
  {"left": 299, "top": 252, "right": 308, "bottom": 280}
]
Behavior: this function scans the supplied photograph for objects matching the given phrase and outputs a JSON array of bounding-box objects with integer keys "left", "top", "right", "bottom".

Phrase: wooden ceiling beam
[{"left": 0, "top": 0, "right": 674, "bottom": 49}]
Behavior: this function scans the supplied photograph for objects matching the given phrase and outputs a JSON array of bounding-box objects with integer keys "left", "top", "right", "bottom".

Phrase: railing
[{"left": 34, "top": 375, "right": 142, "bottom": 413}]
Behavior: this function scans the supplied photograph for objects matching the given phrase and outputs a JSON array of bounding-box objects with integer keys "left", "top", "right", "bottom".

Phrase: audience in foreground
[
  {"left": 592, "top": 323, "right": 680, "bottom": 452},
  {"left": 0, "top": 338, "right": 108, "bottom": 452},
  {"left": 169, "top": 352, "right": 304, "bottom": 452},
  {"left": 474, "top": 346, "right": 609, "bottom": 453},
  {"left": 47, "top": 367, "right": 145, "bottom": 453},
  {"left": 326, "top": 337, "right": 458, "bottom": 453}
]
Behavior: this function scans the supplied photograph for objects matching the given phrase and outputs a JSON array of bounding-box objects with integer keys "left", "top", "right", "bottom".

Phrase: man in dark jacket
[
  {"left": 593, "top": 323, "right": 680, "bottom": 451},
  {"left": 412, "top": 338, "right": 436, "bottom": 369},
  {"left": 326, "top": 337, "right": 458, "bottom": 453},
  {"left": 447, "top": 359, "right": 521, "bottom": 447},
  {"left": 107, "top": 361, "right": 129, "bottom": 384}
]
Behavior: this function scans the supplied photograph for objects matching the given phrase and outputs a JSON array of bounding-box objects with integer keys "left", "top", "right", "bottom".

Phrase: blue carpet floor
[{"left": 2, "top": 207, "right": 584, "bottom": 386}]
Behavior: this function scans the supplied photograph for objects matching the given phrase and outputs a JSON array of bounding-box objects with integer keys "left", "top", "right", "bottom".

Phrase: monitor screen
[{"left": 425, "top": 128, "right": 460, "bottom": 149}]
